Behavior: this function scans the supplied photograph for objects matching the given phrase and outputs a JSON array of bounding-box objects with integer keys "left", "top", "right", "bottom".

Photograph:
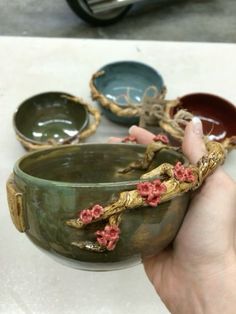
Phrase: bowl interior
[
  {"left": 173, "top": 93, "right": 236, "bottom": 141},
  {"left": 17, "top": 144, "right": 184, "bottom": 185},
  {"left": 94, "top": 61, "right": 164, "bottom": 107},
  {"left": 14, "top": 92, "right": 89, "bottom": 144}
]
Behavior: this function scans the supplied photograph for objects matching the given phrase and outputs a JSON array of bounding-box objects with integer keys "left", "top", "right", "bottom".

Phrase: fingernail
[
  {"left": 192, "top": 117, "right": 203, "bottom": 136},
  {"left": 129, "top": 125, "right": 137, "bottom": 134}
]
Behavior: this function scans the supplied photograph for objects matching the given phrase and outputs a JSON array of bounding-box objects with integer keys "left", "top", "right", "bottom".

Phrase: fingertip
[
  {"left": 182, "top": 119, "right": 206, "bottom": 164},
  {"left": 107, "top": 137, "right": 122, "bottom": 143},
  {"left": 128, "top": 125, "right": 155, "bottom": 144},
  {"left": 128, "top": 125, "right": 138, "bottom": 135}
]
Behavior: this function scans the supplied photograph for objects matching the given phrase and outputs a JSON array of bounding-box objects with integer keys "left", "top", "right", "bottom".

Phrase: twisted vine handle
[
  {"left": 90, "top": 71, "right": 141, "bottom": 117},
  {"left": 64, "top": 96, "right": 101, "bottom": 141}
]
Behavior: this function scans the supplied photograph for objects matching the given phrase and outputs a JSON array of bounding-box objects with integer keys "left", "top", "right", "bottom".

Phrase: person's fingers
[
  {"left": 129, "top": 125, "right": 155, "bottom": 144},
  {"left": 182, "top": 117, "right": 206, "bottom": 164},
  {"left": 109, "top": 119, "right": 206, "bottom": 165},
  {"left": 107, "top": 137, "right": 123, "bottom": 143}
]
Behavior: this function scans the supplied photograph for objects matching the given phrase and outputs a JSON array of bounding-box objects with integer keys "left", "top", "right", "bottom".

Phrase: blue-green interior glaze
[
  {"left": 14, "top": 92, "right": 89, "bottom": 144},
  {"left": 93, "top": 61, "right": 164, "bottom": 125},
  {"left": 13, "top": 144, "right": 189, "bottom": 271}
]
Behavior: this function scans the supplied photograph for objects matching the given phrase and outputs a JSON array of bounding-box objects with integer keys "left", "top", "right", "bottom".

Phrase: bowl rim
[
  {"left": 93, "top": 60, "right": 164, "bottom": 93},
  {"left": 179, "top": 92, "right": 236, "bottom": 110},
  {"left": 95, "top": 60, "right": 164, "bottom": 75},
  {"left": 13, "top": 91, "right": 90, "bottom": 146},
  {"left": 13, "top": 143, "right": 185, "bottom": 188}
]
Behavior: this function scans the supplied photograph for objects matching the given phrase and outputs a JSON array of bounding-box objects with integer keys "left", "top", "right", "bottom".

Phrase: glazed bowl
[
  {"left": 7, "top": 143, "right": 187, "bottom": 271},
  {"left": 7, "top": 140, "right": 225, "bottom": 271},
  {"left": 159, "top": 93, "right": 236, "bottom": 150},
  {"left": 14, "top": 92, "right": 100, "bottom": 151},
  {"left": 90, "top": 61, "right": 164, "bottom": 125}
]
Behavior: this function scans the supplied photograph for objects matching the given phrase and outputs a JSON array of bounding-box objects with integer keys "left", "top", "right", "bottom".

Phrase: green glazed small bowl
[
  {"left": 14, "top": 92, "right": 100, "bottom": 151},
  {"left": 7, "top": 143, "right": 189, "bottom": 271},
  {"left": 90, "top": 61, "right": 164, "bottom": 126}
]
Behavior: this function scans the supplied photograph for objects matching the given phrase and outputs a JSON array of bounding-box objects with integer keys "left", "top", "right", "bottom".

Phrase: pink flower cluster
[
  {"left": 79, "top": 204, "right": 104, "bottom": 224},
  {"left": 96, "top": 224, "right": 120, "bottom": 251},
  {"left": 174, "top": 162, "right": 195, "bottom": 183},
  {"left": 121, "top": 135, "right": 137, "bottom": 143},
  {"left": 137, "top": 179, "right": 167, "bottom": 207},
  {"left": 153, "top": 134, "right": 169, "bottom": 144}
]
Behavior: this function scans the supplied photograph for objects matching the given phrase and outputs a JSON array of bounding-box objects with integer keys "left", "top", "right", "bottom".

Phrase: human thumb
[{"left": 182, "top": 117, "right": 206, "bottom": 164}]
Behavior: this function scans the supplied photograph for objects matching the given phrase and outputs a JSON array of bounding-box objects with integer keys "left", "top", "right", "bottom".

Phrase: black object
[{"left": 66, "top": 0, "right": 132, "bottom": 26}]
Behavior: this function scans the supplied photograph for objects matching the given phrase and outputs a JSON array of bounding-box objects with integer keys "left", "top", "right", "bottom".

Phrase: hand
[{"left": 109, "top": 119, "right": 236, "bottom": 314}]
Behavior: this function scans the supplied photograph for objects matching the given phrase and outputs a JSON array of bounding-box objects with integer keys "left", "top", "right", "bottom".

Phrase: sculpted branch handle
[
  {"left": 194, "top": 141, "right": 226, "bottom": 188},
  {"left": 67, "top": 140, "right": 225, "bottom": 252}
]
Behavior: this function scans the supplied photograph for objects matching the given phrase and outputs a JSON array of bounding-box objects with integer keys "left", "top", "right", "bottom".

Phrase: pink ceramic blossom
[
  {"left": 91, "top": 204, "right": 104, "bottom": 219},
  {"left": 137, "top": 182, "right": 154, "bottom": 197},
  {"left": 79, "top": 209, "right": 93, "bottom": 224},
  {"left": 174, "top": 162, "right": 195, "bottom": 183},
  {"left": 173, "top": 162, "right": 186, "bottom": 182},
  {"left": 96, "top": 230, "right": 108, "bottom": 246},
  {"left": 184, "top": 168, "right": 195, "bottom": 183},
  {"left": 137, "top": 179, "right": 167, "bottom": 207},
  {"left": 153, "top": 134, "right": 169, "bottom": 144},
  {"left": 147, "top": 194, "right": 161, "bottom": 207},
  {"left": 96, "top": 224, "right": 120, "bottom": 251},
  {"left": 106, "top": 240, "right": 117, "bottom": 251},
  {"left": 152, "top": 179, "right": 167, "bottom": 194},
  {"left": 104, "top": 225, "right": 120, "bottom": 241},
  {"left": 122, "top": 135, "right": 137, "bottom": 143}
]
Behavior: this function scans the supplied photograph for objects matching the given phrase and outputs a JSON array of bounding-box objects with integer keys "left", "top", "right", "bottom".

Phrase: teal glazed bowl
[
  {"left": 7, "top": 143, "right": 190, "bottom": 271},
  {"left": 14, "top": 92, "right": 93, "bottom": 151},
  {"left": 90, "top": 61, "right": 164, "bottom": 125}
]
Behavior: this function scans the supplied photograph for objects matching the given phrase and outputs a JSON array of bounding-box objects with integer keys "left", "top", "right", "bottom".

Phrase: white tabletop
[{"left": 0, "top": 37, "right": 235, "bottom": 314}]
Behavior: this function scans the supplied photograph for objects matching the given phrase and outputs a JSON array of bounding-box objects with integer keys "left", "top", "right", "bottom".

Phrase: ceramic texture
[
  {"left": 176, "top": 93, "right": 236, "bottom": 142},
  {"left": 14, "top": 92, "right": 89, "bottom": 146},
  {"left": 10, "top": 144, "right": 189, "bottom": 271},
  {"left": 93, "top": 61, "right": 164, "bottom": 125}
]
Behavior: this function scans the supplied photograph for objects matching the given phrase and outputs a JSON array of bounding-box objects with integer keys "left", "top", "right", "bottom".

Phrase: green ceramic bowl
[
  {"left": 14, "top": 92, "right": 90, "bottom": 150},
  {"left": 90, "top": 61, "right": 164, "bottom": 125},
  {"left": 7, "top": 144, "right": 189, "bottom": 271}
]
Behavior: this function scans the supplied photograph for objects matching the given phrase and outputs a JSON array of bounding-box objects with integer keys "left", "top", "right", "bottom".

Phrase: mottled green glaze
[
  {"left": 93, "top": 61, "right": 164, "bottom": 125},
  {"left": 13, "top": 144, "right": 189, "bottom": 271},
  {"left": 14, "top": 92, "right": 89, "bottom": 145}
]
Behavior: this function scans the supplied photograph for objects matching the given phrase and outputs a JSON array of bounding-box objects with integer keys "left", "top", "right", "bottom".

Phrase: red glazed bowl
[
  {"left": 177, "top": 93, "right": 236, "bottom": 142},
  {"left": 166, "top": 93, "right": 236, "bottom": 150}
]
